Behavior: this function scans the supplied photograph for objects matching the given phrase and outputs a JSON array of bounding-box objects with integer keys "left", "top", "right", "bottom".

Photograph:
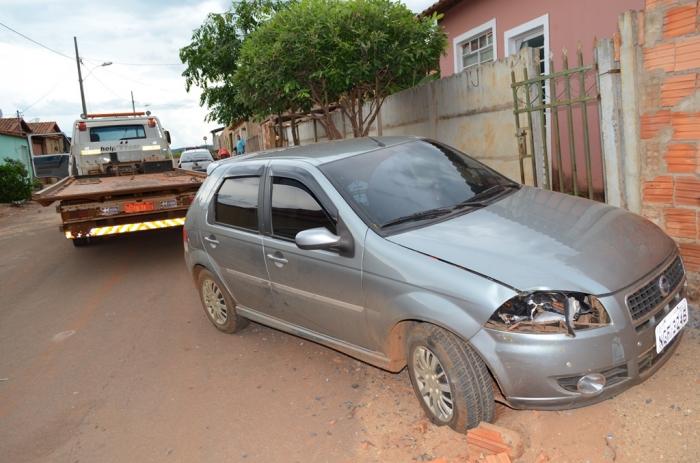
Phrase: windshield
[
  {"left": 89, "top": 125, "right": 146, "bottom": 142},
  {"left": 182, "top": 151, "right": 212, "bottom": 162},
  {"left": 320, "top": 140, "right": 518, "bottom": 230}
]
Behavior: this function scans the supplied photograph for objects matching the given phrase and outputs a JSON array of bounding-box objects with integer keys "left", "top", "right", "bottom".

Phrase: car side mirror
[
  {"left": 295, "top": 227, "right": 341, "bottom": 251},
  {"left": 164, "top": 130, "right": 172, "bottom": 145}
]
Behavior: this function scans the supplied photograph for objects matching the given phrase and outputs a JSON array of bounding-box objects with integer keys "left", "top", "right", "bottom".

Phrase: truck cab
[{"left": 70, "top": 112, "right": 173, "bottom": 176}]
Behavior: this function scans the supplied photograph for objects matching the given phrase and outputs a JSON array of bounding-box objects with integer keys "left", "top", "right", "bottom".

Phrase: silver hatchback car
[{"left": 183, "top": 137, "right": 688, "bottom": 431}]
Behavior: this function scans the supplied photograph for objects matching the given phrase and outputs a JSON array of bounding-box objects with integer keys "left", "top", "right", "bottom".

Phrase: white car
[{"left": 178, "top": 149, "right": 214, "bottom": 172}]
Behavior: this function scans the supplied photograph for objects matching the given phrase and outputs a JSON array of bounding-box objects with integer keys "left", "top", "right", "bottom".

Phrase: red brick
[
  {"left": 646, "top": 0, "right": 676, "bottom": 9},
  {"left": 484, "top": 453, "right": 512, "bottom": 463},
  {"left": 675, "top": 36, "right": 700, "bottom": 71},
  {"left": 641, "top": 110, "right": 673, "bottom": 139},
  {"left": 466, "top": 423, "right": 523, "bottom": 459},
  {"left": 664, "top": 207, "right": 697, "bottom": 238},
  {"left": 672, "top": 112, "right": 700, "bottom": 140},
  {"left": 660, "top": 74, "right": 697, "bottom": 106},
  {"left": 663, "top": 5, "right": 697, "bottom": 38},
  {"left": 679, "top": 243, "right": 700, "bottom": 272},
  {"left": 665, "top": 143, "right": 700, "bottom": 173},
  {"left": 675, "top": 176, "right": 700, "bottom": 206},
  {"left": 644, "top": 43, "right": 676, "bottom": 72},
  {"left": 643, "top": 176, "right": 674, "bottom": 204}
]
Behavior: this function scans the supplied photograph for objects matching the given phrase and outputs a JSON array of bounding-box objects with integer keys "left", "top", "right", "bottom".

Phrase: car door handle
[
  {"left": 266, "top": 253, "right": 288, "bottom": 264},
  {"left": 204, "top": 235, "right": 219, "bottom": 246}
]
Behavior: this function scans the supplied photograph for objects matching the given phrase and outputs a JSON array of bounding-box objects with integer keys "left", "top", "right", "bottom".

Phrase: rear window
[
  {"left": 182, "top": 151, "right": 212, "bottom": 162},
  {"left": 89, "top": 125, "right": 146, "bottom": 142},
  {"left": 214, "top": 176, "right": 260, "bottom": 231}
]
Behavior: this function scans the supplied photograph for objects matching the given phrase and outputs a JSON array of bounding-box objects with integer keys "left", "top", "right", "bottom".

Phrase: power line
[
  {"left": 0, "top": 22, "right": 185, "bottom": 67},
  {"left": 21, "top": 75, "right": 69, "bottom": 113},
  {"left": 0, "top": 21, "right": 73, "bottom": 60}
]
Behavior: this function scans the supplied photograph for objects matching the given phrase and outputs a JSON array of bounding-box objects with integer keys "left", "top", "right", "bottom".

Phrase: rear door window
[
  {"left": 270, "top": 177, "right": 336, "bottom": 240},
  {"left": 215, "top": 176, "right": 260, "bottom": 232},
  {"left": 89, "top": 125, "right": 146, "bottom": 142}
]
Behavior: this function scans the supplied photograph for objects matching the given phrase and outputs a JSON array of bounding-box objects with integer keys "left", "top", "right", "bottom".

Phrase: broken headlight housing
[{"left": 486, "top": 292, "right": 610, "bottom": 337}]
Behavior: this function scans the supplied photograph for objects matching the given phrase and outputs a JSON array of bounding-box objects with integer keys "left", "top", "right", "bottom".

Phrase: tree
[
  {"left": 0, "top": 158, "right": 32, "bottom": 203},
  {"left": 179, "top": 0, "right": 290, "bottom": 124},
  {"left": 235, "top": 0, "right": 446, "bottom": 139}
]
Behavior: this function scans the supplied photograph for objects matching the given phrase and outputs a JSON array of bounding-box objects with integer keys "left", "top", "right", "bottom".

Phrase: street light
[{"left": 73, "top": 36, "right": 112, "bottom": 117}]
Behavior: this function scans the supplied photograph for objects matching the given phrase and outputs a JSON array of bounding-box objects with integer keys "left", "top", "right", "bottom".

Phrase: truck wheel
[
  {"left": 72, "top": 237, "right": 90, "bottom": 247},
  {"left": 407, "top": 324, "right": 494, "bottom": 432},
  {"left": 196, "top": 269, "right": 248, "bottom": 334}
]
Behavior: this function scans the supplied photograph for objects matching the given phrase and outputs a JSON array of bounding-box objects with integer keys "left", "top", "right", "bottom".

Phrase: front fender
[{"left": 362, "top": 231, "right": 517, "bottom": 353}]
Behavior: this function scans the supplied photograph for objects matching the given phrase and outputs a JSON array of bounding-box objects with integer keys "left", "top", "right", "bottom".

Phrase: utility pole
[
  {"left": 74, "top": 36, "right": 87, "bottom": 117},
  {"left": 131, "top": 91, "right": 135, "bottom": 112}
]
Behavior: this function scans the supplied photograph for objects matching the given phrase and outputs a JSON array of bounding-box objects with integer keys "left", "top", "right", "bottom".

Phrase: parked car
[
  {"left": 179, "top": 149, "right": 214, "bottom": 172},
  {"left": 183, "top": 136, "right": 687, "bottom": 432}
]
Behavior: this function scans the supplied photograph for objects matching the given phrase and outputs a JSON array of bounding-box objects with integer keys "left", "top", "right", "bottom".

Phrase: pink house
[{"left": 423, "top": 0, "right": 643, "bottom": 78}]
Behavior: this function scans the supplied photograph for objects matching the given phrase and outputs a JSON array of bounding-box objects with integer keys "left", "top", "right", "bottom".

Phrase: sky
[{"left": 0, "top": 0, "right": 435, "bottom": 148}]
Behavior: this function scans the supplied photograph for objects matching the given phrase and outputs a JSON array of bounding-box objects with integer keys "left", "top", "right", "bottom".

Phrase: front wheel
[{"left": 407, "top": 324, "right": 494, "bottom": 432}]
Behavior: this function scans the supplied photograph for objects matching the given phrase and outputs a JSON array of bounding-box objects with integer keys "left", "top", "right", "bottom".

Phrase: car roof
[
  {"left": 182, "top": 149, "right": 211, "bottom": 155},
  {"left": 228, "top": 136, "right": 420, "bottom": 166}
]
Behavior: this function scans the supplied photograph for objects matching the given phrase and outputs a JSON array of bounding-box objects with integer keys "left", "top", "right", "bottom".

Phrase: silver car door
[
  {"left": 261, "top": 165, "right": 370, "bottom": 348},
  {"left": 202, "top": 163, "right": 272, "bottom": 313}
]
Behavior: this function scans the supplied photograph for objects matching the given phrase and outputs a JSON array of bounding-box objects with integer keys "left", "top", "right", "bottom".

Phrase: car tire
[
  {"left": 196, "top": 269, "right": 248, "bottom": 334},
  {"left": 406, "top": 323, "right": 494, "bottom": 432}
]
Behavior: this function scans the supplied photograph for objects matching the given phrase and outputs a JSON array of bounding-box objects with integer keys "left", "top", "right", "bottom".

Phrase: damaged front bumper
[{"left": 470, "top": 275, "right": 687, "bottom": 410}]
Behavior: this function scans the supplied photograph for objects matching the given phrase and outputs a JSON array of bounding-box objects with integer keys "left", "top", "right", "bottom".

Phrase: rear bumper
[
  {"left": 62, "top": 209, "right": 187, "bottom": 239},
  {"left": 470, "top": 278, "right": 687, "bottom": 410}
]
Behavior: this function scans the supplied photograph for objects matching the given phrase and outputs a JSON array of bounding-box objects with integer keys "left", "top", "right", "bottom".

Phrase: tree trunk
[
  {"left": 290, "top": 116, "right": 299, "bottom": 146},
  {"left": 277, "top": 113, "right": 284, "bottom": 147}
]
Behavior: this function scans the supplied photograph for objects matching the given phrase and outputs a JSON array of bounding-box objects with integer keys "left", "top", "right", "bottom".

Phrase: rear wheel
[
  {"left": 72, "top": 237, "right": 90, "bottom": 247},
  {"left": 407, "top": 324, "right": 494, "bottom": 432},
  {"left": 196, "top": 269, "right": 248, "bottom": 333}
]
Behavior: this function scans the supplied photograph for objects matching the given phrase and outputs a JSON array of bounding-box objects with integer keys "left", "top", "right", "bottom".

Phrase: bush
[{"left": 0, "top": 158, "right": 33, "bottom": 203}]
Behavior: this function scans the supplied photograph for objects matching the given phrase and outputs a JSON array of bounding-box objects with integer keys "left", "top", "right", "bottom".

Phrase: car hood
[{"left": 387, "top": 187, "right": 676, "bottom": 295}]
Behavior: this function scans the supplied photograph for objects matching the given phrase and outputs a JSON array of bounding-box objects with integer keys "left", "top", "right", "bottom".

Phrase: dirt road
[{"left": 0, "top": 203, "right": 698, "bottom": 463}]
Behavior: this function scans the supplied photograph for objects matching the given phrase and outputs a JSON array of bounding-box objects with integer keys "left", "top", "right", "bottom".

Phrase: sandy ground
[{"left": 0, "top": 202, "right": 698, "bottom": 463}]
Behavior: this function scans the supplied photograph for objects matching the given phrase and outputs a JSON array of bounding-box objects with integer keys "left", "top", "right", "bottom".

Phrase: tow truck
[{"left": 33, "top": 112, "right": 205, "bottom": 246}]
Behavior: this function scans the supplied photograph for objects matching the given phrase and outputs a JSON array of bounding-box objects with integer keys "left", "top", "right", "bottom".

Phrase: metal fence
[{"left": 511, "top": 46, "right": 605, "bottom": 201}]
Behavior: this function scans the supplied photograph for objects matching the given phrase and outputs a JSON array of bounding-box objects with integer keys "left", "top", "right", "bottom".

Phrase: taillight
[
  {"left": 147, "top": 117, "right": 156, "bottom": 128},
  {"left": 182, "top": 227, "right": 188, "bottom": 244},
  {"left": 78, "top": 121, "right": 87, "bottom": 131}
]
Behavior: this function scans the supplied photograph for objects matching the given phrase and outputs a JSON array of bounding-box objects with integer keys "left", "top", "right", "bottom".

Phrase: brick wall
[{"left": 639, "top": 0, "right": 700, "bottom": 297}]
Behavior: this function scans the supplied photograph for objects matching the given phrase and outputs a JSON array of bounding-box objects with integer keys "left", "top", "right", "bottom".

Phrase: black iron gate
[{"left": 511, "top": 46, "right": 606, "bottom": 201}]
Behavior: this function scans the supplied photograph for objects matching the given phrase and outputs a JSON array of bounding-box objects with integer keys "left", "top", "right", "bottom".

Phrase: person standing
[{"left": 236, "top": 134, "right": 246, "bottom": 155}]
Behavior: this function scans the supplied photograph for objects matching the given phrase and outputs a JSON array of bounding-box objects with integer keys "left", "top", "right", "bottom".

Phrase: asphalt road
[{"left": 1, "top": 203, "right": 699, "bottom": 463}]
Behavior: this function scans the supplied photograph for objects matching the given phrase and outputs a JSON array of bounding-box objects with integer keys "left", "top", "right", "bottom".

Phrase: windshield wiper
[
  {"left": 380, "top": 207, "right": 456, "bottom": 228},
  {"left": 458, "top": 184, "right": 520, "bottom": 206}
]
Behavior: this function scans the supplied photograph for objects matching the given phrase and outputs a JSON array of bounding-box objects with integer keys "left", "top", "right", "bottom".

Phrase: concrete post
[
  {"left": 619, "top": 11, "right": 643, "bottom": 213},
  {"left": 596, "top": 38, "right": 626, "bottom": 208},
  {"left": 524, "top": 47, "right": 548, "bottom": 188},
  {"left": 427, "top": 82, "right": 438, "bottom": 139}
]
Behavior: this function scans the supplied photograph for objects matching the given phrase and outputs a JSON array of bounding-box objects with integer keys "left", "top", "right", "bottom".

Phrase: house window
[
  {"left": 461, "top": 30, "right": 494, "bottom": 70},
  {"left": 453, "top": 19, "right": 497, "bottom": 74}
]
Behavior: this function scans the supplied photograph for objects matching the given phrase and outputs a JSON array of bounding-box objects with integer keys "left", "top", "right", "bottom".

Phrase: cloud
[
  {"left": 0, "top": 0, "right": 433, "bottom": 148},
  {"left": 0, "top": 0, "right": 226, "bottom": 147}
]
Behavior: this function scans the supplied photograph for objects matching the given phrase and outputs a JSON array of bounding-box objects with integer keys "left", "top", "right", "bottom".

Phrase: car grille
[
  {"left": 638, "top": 335, "right": 680, "bottom": 375},
  {"left": 626, "top": 256, "right": 684, "bottom": 321}
]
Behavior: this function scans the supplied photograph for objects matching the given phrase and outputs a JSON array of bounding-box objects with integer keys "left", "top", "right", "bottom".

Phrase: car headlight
[{"left": 486, "top": 291, "right": 610, "bottom": 337}]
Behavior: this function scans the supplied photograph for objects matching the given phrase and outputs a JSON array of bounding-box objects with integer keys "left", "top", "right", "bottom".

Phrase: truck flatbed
[{"left": 34, "top": 169, "right": 206, "bottom": 206}]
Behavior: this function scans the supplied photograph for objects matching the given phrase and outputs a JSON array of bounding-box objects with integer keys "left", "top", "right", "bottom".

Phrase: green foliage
[
  {"left": 0, "top": 158, "right": 32, "bottom": 203},
  {"left": 235, "top": 0, "right": 446, "bottom": 138},
  {"left": 179, "top": 0, "right": 291, "bottom": 124}
]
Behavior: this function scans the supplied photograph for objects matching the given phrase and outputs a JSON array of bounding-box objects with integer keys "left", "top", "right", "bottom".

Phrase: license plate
[
  {"left": 100, "top": 206, "right": 120, "bottom": 216},
  {"left": 158, "top": 199, "right": 178, "bottom": 209},
  {"left": 123, "top": 201, "right": 154, "bottom": 213},
  {"left": 655, "top": 298, "right": 688, "bottom": 353}
]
